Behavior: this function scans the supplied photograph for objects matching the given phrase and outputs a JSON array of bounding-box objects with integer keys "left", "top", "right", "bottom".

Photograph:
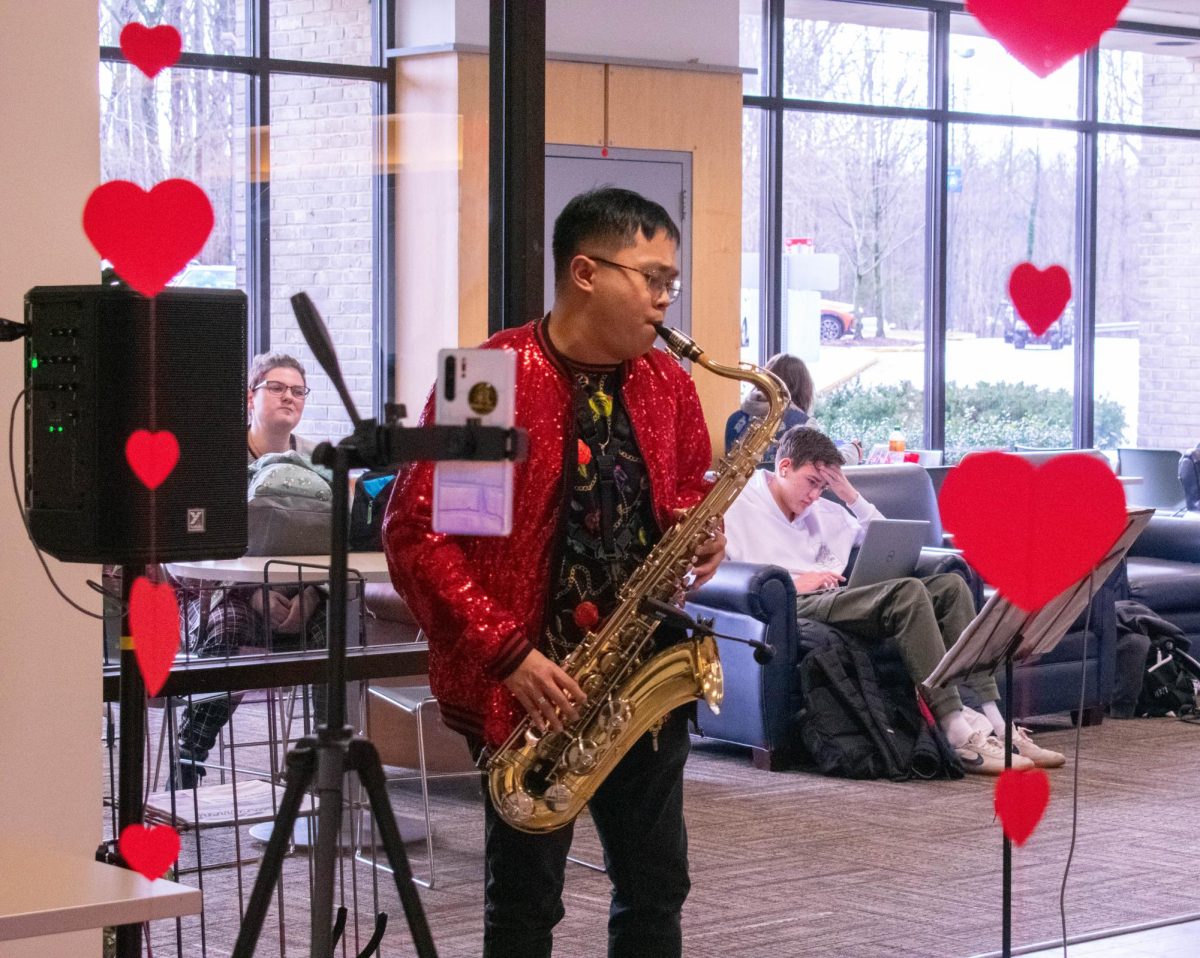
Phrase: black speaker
[{"left": 24, "top": 285, "right": 248, "bottom": 563}]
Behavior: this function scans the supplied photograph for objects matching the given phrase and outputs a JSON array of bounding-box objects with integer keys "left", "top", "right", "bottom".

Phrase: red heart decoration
[
  {"left": 966, "top": 0, "right": 1129, "bottom": 79},
  {"left": 1009, "top": 263, "right": 1072, "bottom": 337},
  {"left": 994, "top": 768, "right": 1050, "bottom": 846},
  {"left": 939, "top": 452, "right": 1126, "bottom": 612},
  {"left": 130, "top": 577, "right": 180, "bottom": 697},
  {"left": 119, "top": 823, "right": 181, "bottom": 880},
  {"left": 125, "top": 429, "right": 180, "bottom": 490},
  {"left": 83, "top": 179, "right": 214, "bottom": 298},
  {"left": 119, "top": 23, "right": 182, "bottom": 79}
]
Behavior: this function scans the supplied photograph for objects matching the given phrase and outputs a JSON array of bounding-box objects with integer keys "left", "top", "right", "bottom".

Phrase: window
[
  {"left": 746, "top": 1, "right": 1200, "bottom": 458},
  {"left": 99, "top": 0, "right": 391, "bottom": 441}
]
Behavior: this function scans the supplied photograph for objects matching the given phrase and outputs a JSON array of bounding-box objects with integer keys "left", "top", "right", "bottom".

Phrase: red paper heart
[
  {"left": 966, "top": 0, "right": 1128, "bottom": 78},
  {"left": 83, "top": 179, "right": 214, "bottom": 297},
  {"left": 130, "top": 577, "right": 180, "bottom": 697},
  {"left": 994, "top": 768, "right": 1050, "bottom": 846},
  {"left": 939, "top": 452, "right": 1126, "bottom": 612},
  {"left": 119, "top": 23, "right": 182, "bottom": 79},
  {"left": 125, "top": 429, "right": 180, "bottom": 490},
  {"left": 119, "top": 823, "right": 181, "bottom": 880},
  {"left": 1009, "top": 263, "right": 1072, "bottom": 337}
]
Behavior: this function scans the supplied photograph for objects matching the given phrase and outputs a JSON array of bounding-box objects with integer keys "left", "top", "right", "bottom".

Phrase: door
[{"left": 544, "top": 145, "right": 692, "bottom": 336}]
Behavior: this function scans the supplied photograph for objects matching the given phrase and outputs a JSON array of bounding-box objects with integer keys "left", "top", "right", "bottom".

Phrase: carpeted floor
[{"left": 126, "top": 711, "right": 1200, "bottom": 958}]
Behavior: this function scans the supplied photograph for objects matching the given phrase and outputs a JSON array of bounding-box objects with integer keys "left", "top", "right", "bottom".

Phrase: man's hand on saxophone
[
  {"left": 676, "top": 509, "right": 727, "bottom": 592},
  {"left": 502, "top": 648, "right": 587, "bottom": 733}
]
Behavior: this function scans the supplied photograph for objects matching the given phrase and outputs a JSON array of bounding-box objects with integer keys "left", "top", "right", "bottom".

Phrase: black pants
[{"left": 479, "top": 706, "right": 692, "bottom": 958}]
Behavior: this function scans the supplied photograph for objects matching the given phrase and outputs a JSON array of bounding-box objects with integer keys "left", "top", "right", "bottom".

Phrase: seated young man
[{"left": 723, "top": 426, "right": 1064, "bottom": 774}]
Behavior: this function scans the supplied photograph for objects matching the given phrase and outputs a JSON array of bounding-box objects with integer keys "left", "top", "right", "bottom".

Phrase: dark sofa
[
  {"left": 1124, "top": 513, "right": 1200, "bottom": 643},
  {"left": 687, "top": 462, "right": 1118, "bottom": 770}
]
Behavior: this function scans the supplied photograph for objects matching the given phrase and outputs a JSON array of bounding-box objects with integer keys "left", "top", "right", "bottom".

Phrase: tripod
[{"left": 232, "top": 294, "right": 525, "bottom": 958}]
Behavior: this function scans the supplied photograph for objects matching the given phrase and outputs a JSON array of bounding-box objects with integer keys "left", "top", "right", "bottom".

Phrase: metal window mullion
[
  {"left": 760, "top": 0, "right": 784, "bottom": 362},
  {"left": 249, "top": 0, "right": 270, "bottom": 356},
  {"left": 1075, "top": 45, "right": 1100, "bottom": 448},
  {"left": 923, "top": 7, "right": 950, "bottom": 452},
  {"left": 373, "top": 62, "right": 397, "bottom": 420}
]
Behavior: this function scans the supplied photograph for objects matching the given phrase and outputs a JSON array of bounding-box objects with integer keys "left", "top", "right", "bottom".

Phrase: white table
[
  {"left": 0, "top": 846, "right": 201, "bottom": 942},
  {"left": 168, "top": 552, "right": 392, "bottom": 584}
]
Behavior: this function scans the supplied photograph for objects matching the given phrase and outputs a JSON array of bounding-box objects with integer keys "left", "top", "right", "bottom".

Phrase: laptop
[{"left": 841, "top": 519, "right": 931, "bottom": 589}]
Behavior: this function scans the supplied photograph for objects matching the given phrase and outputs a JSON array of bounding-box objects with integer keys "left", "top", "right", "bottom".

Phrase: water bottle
[{"left": 888, "top": 426, "right": 906, "bottom": 454}]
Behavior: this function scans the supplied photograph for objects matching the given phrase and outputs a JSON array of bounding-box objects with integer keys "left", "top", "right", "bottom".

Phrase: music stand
[{"left": 925, "top": 507, "right": 1153, "bottom": 958}]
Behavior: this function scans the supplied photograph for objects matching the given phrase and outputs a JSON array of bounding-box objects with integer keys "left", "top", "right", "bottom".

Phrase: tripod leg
[
  {"left": 349, "top": 738, "right": 439, "bottom": 958},
  {"left": 231, "top": 740, "right": 318, "bottom": 958}
]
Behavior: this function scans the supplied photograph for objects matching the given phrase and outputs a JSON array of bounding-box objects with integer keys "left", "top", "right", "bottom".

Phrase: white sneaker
[
  {"left": 1013, "top": 727, "right": 1066, "bottom": 768},
  {"left": 954, "top": 730, "right": 1034, "bottom": 776}
]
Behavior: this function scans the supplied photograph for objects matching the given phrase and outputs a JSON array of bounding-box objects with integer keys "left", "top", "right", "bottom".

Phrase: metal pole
[{"left": 488, "top": 0, "right": 546, "bottom": 334}]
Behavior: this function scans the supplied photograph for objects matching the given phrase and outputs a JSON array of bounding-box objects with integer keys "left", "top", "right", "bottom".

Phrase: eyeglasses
[
  {"left": 253, "top": 380, "right": 310, "bottom": 399},
  {"left": 586, "top": 255, "right": 682, "bottom": 304}
]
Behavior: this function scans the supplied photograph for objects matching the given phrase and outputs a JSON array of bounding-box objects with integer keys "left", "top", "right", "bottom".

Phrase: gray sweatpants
[{"left": 794, "top": 573, "right": 999, "bottom": 720}]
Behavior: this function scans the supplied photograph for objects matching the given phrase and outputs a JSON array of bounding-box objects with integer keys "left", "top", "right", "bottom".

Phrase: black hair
[
  {"left": 775, "top": 425, "right": 842, "bottom": 469},
  {"left": 552, "top": 187, "right": 681, "bottom": 285}
]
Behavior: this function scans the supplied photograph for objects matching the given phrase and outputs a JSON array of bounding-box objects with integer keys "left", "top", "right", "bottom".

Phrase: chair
[
  {"left": 1117, "top": 447, "right": 1187, "bottom": 512},
  {"left": 357, "top": 679, "right": 477, "bottom": 889}
]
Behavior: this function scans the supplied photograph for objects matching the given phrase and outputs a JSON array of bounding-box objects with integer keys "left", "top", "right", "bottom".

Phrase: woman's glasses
[{"left": 253, "top": 380, "right": 311, "bottom": 399}]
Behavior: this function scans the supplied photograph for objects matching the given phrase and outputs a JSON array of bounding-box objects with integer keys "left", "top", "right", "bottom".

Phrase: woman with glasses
[
  {"left": 246, "top": 352, "right": 315, "bottom": 462},
  {"left": 171, "top": 352, "right": 328, "bottom": 790}
]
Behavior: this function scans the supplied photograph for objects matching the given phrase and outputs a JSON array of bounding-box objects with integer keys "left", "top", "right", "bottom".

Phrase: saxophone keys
[
  {"left": 566, "top": 738, "right": 599, "bottom": 773},
  {"left": 499, "top": 789, "right": 535, "bottom": 824},
  {"left": 581, "top": 671, "right": 605, "bottom": 698},
  {"left": 599, "top": 652, "right": 621, "bottom": 675},
  {"left": 544, "top": 782, "right": 574, "bottom": 813}
]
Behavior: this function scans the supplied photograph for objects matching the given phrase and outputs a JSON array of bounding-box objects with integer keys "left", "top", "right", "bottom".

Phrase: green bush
[{"left": 814, "top": 380, "right": 1126, "bottom": 463}]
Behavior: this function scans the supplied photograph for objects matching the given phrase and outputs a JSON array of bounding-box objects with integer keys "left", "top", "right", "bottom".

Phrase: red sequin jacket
[{"left": 383, "top": 319, "right": 713, "bottom": 746}]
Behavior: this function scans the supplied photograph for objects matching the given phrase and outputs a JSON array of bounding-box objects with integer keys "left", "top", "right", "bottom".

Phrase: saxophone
[{"left": 487, "top": 325, "right": 788, "bottom": 832}]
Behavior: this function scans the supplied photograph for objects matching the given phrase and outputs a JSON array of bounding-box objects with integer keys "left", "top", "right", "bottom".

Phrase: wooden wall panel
[
  {"left": 547, "top": 62, "right": 606, "bottom": 147},
  {"left": 607, "top": 66, "right": 743, "bottom": 459}
]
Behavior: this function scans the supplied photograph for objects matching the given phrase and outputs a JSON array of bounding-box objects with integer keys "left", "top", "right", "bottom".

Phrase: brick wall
[
  {"left": 1137, "top": 54, "right": 1200, "bottom": 449},
  {"left": 264, "top": 0, "right": 376, "bottom": 444}
]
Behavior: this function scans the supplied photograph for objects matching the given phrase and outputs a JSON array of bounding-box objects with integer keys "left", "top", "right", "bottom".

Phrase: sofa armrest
[
  {"left": 914, "top": 547, "right": 984, "bottom": 609},
  {"left": 1129, "top": 514, "right": 1200, "bottom": 563},
  {"left": 686, "top": 562, "right": 799, "bottom": 759}
]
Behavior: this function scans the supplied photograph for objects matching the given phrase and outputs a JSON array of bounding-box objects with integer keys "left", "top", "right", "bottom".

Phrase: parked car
[
  {"left": 1002, "top": 301, "right": 1075, "bottom": 350},
  {"left": 820, "top": 301, "right": 858, "bottom": 342}
]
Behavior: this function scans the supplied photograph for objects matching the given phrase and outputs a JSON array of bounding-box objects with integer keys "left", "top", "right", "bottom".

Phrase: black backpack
[
  {"left": 1138, "top": 634, "right": 1199, "bottom": 717},
  {"left": 792, "top": 634, "right": 963, "bottom": 781},
  {"left": 349, "top": 468, "right": 398, "bottom": 552}
]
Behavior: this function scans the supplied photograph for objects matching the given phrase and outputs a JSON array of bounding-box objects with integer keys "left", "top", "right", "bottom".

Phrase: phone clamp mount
[{"left": 230, "top": 294, "right": 528, "bottom": 958}]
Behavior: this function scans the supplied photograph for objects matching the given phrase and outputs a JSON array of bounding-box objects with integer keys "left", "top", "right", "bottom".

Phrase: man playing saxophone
[{"left": 384, "top": 187, "right": 725, "bottom": 958}]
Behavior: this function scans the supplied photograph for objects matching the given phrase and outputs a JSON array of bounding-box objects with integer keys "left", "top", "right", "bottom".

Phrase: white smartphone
[{"left": 433, "top": 347, "right": 516, "bottom": 536}]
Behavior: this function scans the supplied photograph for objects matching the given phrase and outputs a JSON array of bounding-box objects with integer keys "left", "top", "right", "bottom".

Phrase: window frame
[
  {"left": 745, "top": 0, "right": 1200, "bottom": 450},
  {"left": 99, "top": 0, "right": 396, "bottom": 420}
]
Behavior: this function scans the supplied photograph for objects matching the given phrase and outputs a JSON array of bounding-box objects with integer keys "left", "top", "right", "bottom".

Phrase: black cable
[
  {"left": 8, "top": 389, "right": 105, "bottom": 619},
  {"left": 1059, "top": 577, "right": 1096, "bottom": 958}
]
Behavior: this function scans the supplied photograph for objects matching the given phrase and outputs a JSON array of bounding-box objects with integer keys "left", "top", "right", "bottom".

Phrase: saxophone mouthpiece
[{"left": 654, "top": 324, "right": 705, "bottom": 363}]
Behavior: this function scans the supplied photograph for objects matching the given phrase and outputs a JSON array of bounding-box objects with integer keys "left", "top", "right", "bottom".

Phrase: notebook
[{"left": 842, "top": 518, "right": 931, "bottom": 589}]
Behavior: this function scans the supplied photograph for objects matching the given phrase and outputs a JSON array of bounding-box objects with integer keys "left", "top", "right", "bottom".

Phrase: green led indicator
[
  {"left": 30, "top": 356, "right": 38, "bottom": 369},
  {"left": 47, "top": 426, "right": 53, "bottom": 433},
  {"left": 57, "top": 426, "right": 64, "bottom": 433}
]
